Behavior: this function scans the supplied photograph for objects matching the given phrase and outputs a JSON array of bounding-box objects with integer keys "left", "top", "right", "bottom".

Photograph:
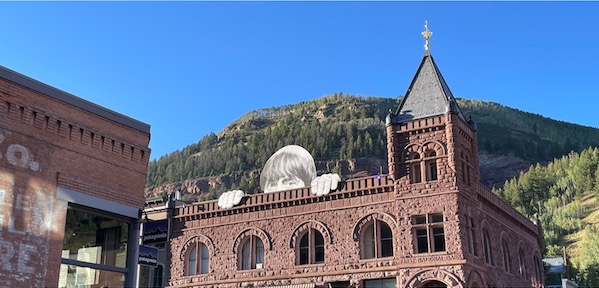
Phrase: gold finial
[{"left": 422, "top": 20, "right": 432, "bottom": 51}]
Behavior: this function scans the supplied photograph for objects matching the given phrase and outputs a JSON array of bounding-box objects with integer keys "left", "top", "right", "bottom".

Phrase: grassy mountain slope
[{"left": 493, "top": 148, "right": 599, "bottom": 287}]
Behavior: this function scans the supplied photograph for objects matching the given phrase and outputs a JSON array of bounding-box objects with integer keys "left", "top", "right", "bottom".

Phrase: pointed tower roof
[{"left": 396, "top": 21, "right": 465, "bottom": 122}]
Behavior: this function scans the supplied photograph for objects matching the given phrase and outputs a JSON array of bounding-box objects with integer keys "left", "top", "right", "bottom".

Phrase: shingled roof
[{"left": 396, "top": 50, "right": 466, "bottom": 122}]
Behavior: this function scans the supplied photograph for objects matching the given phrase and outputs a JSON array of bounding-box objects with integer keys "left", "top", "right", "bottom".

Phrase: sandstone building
[
  {"left": 166, "top": 30, "right": 545, "bottom": 287},
  {"left": 0, "top": 65, "right": 151, "bottom": 287}
]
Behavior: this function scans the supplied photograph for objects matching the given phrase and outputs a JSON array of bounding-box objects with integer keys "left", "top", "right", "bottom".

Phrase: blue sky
[{"left": 1, "top": 2, "right": 597, "bottom": 160}]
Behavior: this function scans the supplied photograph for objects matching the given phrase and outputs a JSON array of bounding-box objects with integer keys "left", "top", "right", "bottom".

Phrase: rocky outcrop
[{"left": 478, "top": 151, "right": 532, "bottom": 188}]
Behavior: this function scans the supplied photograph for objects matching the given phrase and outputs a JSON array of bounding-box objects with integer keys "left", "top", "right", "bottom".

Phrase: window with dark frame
[
  {"left": 363, "top": 277, "right": 397, "bottom": 288},
  {"left": 427, "top": 160, "right": 438, "bottom": 181},
  {"left": 240, "top": 236, "right": 264, "bottom": 270},
  {"left": 409, "top": 150, "right": 440, "bottom": 184},
  {"left": 361, "top": 220, "right": 394, "bottom": 259},
  {"left": 425, "top": 150, "right": 438, "bottom": 181},
  {"left": 413, "top": 213, "right": 446, "bottom": 254},
  {"left": 328, "top": 281, "right": 351, "bottom": 288},
  {"left": 153, "top": 264, "right": 163, "bottom": 286},
  {"left": 410, "top": 153, "right": 422, "bottom": 184},
  {"left": 297, "top": 228, "right": 325, "bottom": 265}
]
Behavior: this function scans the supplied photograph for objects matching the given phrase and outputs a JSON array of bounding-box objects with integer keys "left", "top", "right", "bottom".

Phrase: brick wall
[
  {"left": 169, "top": 176, "right": 465, "bottom": 287},
  {"left": 0, "top": 70, "right": 150, "bottom": 287}
]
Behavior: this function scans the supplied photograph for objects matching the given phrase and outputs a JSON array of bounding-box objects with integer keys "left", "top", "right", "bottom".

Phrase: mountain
[{"left": 145, "top": 94, "right": 599, "bottom": 202}]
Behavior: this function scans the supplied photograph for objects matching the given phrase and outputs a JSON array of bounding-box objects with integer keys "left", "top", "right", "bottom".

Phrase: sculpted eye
[
  {"left": 281, "top": 177, "right": 304, "bottom": 189},
  {"left": 282, "top": 178, "right": 299, "bottom": 186}
]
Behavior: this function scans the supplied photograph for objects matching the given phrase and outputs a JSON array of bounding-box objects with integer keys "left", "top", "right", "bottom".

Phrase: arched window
[
  {"left": 482, "top": 227, "right": 493, "bottom": 265},
  {"left": 518, "top": 247, "right": 526, "bottom": 278},
  {"left": 421, "top": 280, "right": 448, "bottom": 288},
  {"left": 425, "top": 150, "right": 438, "bottom": 181},
  {"left": 186, "top": 242, "right": 209, "bottom": 275},
  {"left": 297, "top": 228, "right": 325, "bottom": 265},
  {"left": 501, "top": 236, "right": 511, "bottom": 273},
  {"left": 361, "top": 220, "right": 393, "bottom": 259},
  {"left": 407, "top": 145, "right": 441, "bottom": 184},
  {"left": 240, "top": 236, "right": 264, "bottom": 270}
]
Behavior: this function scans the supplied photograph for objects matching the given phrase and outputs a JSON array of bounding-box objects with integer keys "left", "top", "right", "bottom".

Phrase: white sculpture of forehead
[
  {"left": 260, "top": 145, "right": 317, "bottom": 193},
  {"left": 279, "top": 145, "right": 311, "bottom": 158}
]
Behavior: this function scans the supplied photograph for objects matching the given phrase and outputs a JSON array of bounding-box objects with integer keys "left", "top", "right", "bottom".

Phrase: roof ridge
[{"left": 396, "top": 51, "right": 465, "bottom": 122}]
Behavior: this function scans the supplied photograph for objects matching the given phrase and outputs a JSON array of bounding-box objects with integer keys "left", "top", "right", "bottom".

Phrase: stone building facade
[
  {"left": 167, "top": 49, "right": 545, "bottom": 287},
  {"left": 0, "top": 65, "right": 151, "bottom": 287}
]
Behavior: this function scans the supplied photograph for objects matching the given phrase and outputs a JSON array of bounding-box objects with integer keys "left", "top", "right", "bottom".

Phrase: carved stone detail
[
  {"left": 232, "top": 227, "right": 272, "bottom": 254},
  {"left": 352, "top": 212, "right": 397, "bottom": 241},
  {"left": 405, "top": 268, "right": 463, "bottom": 288},
  {"left": 289, "top": 220, "right": 332, "bottom": 248}
]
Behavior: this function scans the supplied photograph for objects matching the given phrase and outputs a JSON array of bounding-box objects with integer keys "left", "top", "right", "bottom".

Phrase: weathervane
[{"left": 422, "top": 20, "right": 432, "bottom": 51}]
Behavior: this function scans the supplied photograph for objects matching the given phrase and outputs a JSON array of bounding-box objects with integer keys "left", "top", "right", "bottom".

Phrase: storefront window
[
  {"left": 62, "top": 207, "right": 129, "bottom": 267},
  {"left": 59, "top": 264, "right": 125, "bottom": 288},
  {"left": 59, "top": 205, "right": 132, "bottom": 288}
]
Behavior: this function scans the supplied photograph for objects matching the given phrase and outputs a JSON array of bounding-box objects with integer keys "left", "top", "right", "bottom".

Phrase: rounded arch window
[
  {"left": 186, "top": 242, "right": 209, "bottom": 275},
  {"left": 361, "top": 220, "right": 393, "bottom": 259},
  {"left": 297, "top": 228, "right": 325, "bottom": 265},
  {"left": 420, "top": 280, "right": 447, "bottom": 288},
  {"left": 239, "top": 235, "right": 264, "bottom": 270}
]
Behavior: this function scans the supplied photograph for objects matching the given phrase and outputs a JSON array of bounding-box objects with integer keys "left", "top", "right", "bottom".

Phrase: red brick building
[
  {"left": 167, "top": 46, "right": 545, "bottom": 287},
  {"left": 0, "top": 65, "right": 151, "bottom": 287}
]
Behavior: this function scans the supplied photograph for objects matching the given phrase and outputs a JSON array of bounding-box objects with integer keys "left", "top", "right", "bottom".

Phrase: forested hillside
[
  {"left": 462, "top": 99, "right": 598, "bottom": 162},
  {"left": 147, "top": 94, "right": 395, "bottom": 195},
  {"left": 494, "top": 148, "right": 599, "bottom": 287},
  {"left": 146, "top": 94, "right": 599, "bottom": 195}
]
